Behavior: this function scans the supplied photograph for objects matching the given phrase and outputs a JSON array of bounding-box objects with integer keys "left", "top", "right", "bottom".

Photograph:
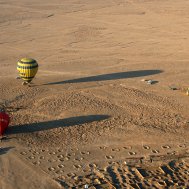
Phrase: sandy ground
[{"left": 0, "top": 0, "right": 189, "bottom": 188}]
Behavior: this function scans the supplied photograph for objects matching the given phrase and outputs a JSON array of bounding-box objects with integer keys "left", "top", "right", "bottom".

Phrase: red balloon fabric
[{"left": 0, "top": 112, "right": 10, "bottom": 136}]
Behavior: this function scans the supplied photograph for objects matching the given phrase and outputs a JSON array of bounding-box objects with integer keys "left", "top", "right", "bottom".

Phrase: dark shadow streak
[
  {"left": 8, "top": 115, "right": 110, "bottom": 134},
  {"left": 0, "top": 147, "right": 14, "bottom": 155},
  {"left": 44, "top": 70, "right": 163, "bottom": 85}
]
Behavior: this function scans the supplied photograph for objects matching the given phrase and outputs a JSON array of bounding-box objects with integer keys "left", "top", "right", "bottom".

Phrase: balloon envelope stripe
[
  {"left": 17, "top": 62, "right": 38, "bottom": 66},
  {"left": 17, "top": 65, "right": 38, "bottom": 69}
]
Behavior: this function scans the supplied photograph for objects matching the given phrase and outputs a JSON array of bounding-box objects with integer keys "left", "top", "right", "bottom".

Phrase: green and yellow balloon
[{"left": 17, "top": 58, "right": 38, "bottom": 85}]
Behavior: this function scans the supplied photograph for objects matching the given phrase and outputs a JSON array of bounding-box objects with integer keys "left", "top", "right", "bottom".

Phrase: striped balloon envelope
[{"left": 17, "top": 58, "right": 38, "bottom": 84}]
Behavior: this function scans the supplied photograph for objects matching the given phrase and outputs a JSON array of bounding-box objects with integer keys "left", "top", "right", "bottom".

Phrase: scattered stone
[
  {"left": 169, "top": 86, "right": 179, "bottom": 90},
  {"left": 141, "top": 79, "right": 148, "bottom": 82},
  {"left": 147, "top": 80, "right": 154, "bottom": 84},
  {"left": 141, "top": 79, "right": 157, "bottom": 85}
]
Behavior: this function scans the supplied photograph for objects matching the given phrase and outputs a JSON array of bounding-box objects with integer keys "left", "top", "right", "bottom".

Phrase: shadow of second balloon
[{"left": 44, "top": 69, "right": 163, "bottom": 85}]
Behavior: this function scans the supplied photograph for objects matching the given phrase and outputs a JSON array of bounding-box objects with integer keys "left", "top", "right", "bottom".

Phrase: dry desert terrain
[{"left": 0, "top": 0, "right": 189, "bottom": 188}]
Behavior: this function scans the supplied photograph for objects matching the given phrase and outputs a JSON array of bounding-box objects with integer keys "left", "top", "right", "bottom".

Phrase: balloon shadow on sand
[
  {"left": 0, "top": 147, "right": 14, "bottom": 155},
  {"left": 8, "top": 115, "right": 110, "bottom": 134},
  {"left": 44, "top": 70, "right": 163, "bottom": 85}
]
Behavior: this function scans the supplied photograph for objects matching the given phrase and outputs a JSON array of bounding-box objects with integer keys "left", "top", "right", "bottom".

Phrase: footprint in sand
[
  {"left": 48, "top": 167, "right": 56, "bottom": 171},
  {"left": 48, "top": 159, "right": 56, "bottom": 163},
  {"left": 39, "top": 156, "right": 45, "bottom": 160},
  {"left": 89, "top": 163, "right": 97, "bottom": 168},
  {"left": 55, "top": 170, "right": 64, "bottom": 174},
  {"left": 64, "top": 156, "right": 70, "bottom": 161},
  {"left": 178, "top": 144, "right": 186, "bottom": 148},
  {"left": 162, "top": 145, "right": 171, "bottom": 149},
  {"left": 82, "top": 169, "right": 89, "bottom": 173},
  {"left": 73, "top": 176, "right": 80, "bottom": 181},
  {"left": 80, "top": 151, "right": 86, "bottom": 155},
  {"left": 111, "top": 148, "right": 120, "bottom": 152},
  {"left": 74, "top": 156, "right": 84, "bottom": 161},
  {"left": 105, "top": 155, "right": 114, "bottom": 159},
  {"left": 167, "top": 151, "right": 176, "bottom": 155},
  {"left": 57, "top": 164, "right": 64, "bottom": 168},
  {"left": 128, "top": 152, "right": 137, "bottom": 155},
  {"left": 48, "top": 152, "right": 56, "bottom": 155},
  {"left": 152, "top": 150, "right": 159, "bottom": 154},
  {"left": 143, "top": 145, "right": 150, "bottom": 150},
  {"left": 82, "top": 165, "right": 90, "bottom": 172},
  {"left": 59, "top": 158, "right": 64, "bottom": 162},
  {"left": 123, "top": 146, "right": 132, "bottom": 150},
  {"left": 33, "top": 151, "right": 40, "bottom": 155},
  {"left": 33, "top": 161, "right": 41, "bottom": 165},
  {"left": 20, "top": 151, "right": 27, "bottom": 155},
  {"left": 40, "top": 149, "right": 45, "bottom": 152},
  {"left": 67, "top": 173, "right": 76, "bottom": 177},
  {"left": 57, "top": 154, "right": 64, "bottom": 158},
  {"left": 28, "top": 156, "right": 35, "bottom": 159},
  {"left": 184, "top": 170, "right": 189, "bottom": 175},
  {"left": 28, "top": 149, "right": 33, "bottom": 153},
  {"left": 73, "top": 164, "right": 82, "bottom": 169},
  {"left": 99, "top": 146, "right": 107, "bottom": 150}
]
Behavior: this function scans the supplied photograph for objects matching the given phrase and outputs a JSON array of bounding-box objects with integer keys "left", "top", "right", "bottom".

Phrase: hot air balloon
[
  {"left": 17, "top": 58, "right": 38, "bottom": 85},
  {"left": 0, "top": 109, "right": 10, "bottom": 137}
]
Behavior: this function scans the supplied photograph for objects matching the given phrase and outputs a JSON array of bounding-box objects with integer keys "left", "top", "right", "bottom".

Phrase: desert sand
[{"left": 0, "top": 0, "right": 189, "bottom": 188}]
